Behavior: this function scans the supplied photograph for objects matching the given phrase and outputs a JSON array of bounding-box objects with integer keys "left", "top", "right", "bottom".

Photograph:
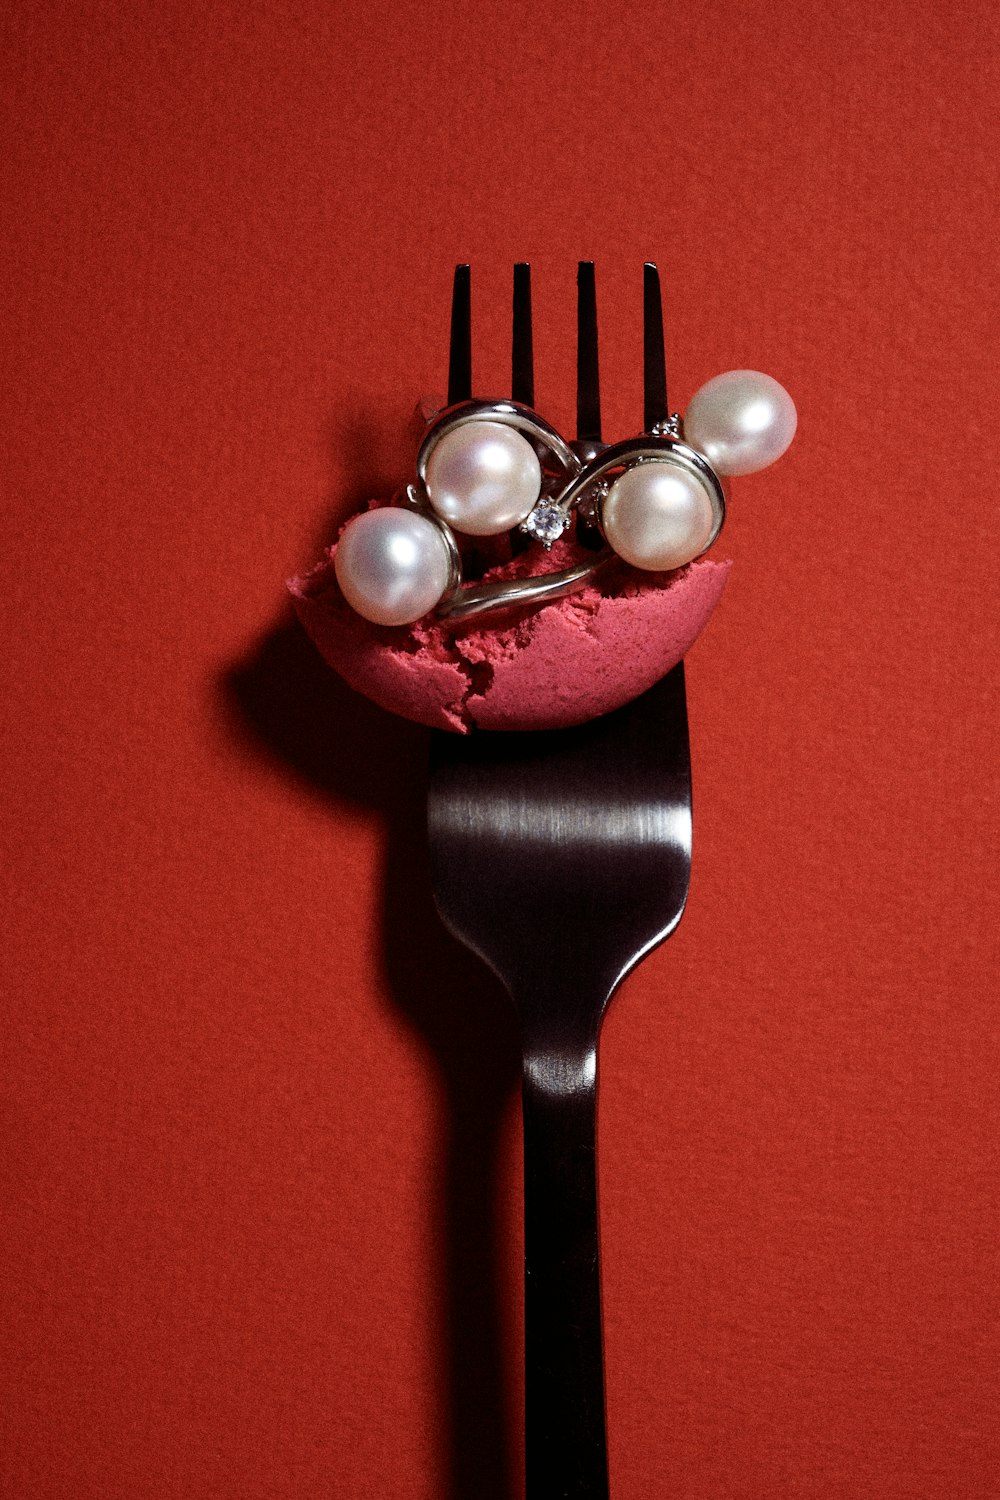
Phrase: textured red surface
[{"left": 3, "top": 2, "right": 999, "bottom": 1497}]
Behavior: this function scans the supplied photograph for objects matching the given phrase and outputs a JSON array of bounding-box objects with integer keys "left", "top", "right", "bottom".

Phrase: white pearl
[
  {"left": 425, "top": 420, "right": 541, "bottom": 535},
  {"left": 683, "top": 370, "right": 796, "bottom": 477},
  {"left": 602, "top": 460, "right": 716, "bottom": 571},
  {"left": 334, "top": 507, "right": 451, "bottom": 626}
]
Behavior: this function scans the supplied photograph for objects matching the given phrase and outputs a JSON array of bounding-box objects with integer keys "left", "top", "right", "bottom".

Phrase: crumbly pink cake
[{"left": 290, "top": 517, "right": 729, "bottom": 732}]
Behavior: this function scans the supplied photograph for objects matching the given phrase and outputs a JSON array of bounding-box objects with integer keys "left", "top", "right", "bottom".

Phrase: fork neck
[
  {"left": 513, "top": 960, "right": 614, "bottom": 1123},
  {"left": 520, "top": 1007, "right": 602, "bottom": 1102}
]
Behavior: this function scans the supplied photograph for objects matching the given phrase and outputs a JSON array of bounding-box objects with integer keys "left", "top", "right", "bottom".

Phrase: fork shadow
[{"left": 219, "top": 613, "right": 520, "bottom": 1500}]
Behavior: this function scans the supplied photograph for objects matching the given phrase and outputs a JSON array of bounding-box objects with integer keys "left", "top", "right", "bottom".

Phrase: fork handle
[{"left": 522, "top": 1032, "right": 609, "bottom": 1499}]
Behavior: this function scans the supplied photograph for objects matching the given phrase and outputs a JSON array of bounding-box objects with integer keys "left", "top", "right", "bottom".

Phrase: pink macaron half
[{"left": 289, "top": 514, "right": 729, "bottom": 733}]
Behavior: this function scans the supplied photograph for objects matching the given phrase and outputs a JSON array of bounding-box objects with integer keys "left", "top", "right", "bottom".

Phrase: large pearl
[
  {"left": 602, "top": 460, "right": 716, "bottom": 571},
  {"left": 334, "top": 507, "right": 451, "bottom": 626},
  {"left": 683, "top": 370, "right": 796, "bottom": 476},
  {"left": 425, "top": 420, "right": 541, "bottom": 535}
]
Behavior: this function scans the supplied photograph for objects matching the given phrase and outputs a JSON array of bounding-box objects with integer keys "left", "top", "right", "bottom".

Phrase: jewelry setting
[{"left": 333, "top": 266, "right": 796, "bottom": 627}]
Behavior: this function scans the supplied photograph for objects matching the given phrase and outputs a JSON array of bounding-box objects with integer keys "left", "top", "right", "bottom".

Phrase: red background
[{"left": 3, "top": 1, "right": 999, "bottom": 1496}]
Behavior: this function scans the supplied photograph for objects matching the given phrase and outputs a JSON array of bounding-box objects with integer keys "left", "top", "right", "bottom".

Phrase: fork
[{"left": 428, "top": 263, "right": 693, "bottom": 1499}]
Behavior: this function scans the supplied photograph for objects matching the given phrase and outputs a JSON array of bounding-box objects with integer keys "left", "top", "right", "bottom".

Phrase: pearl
[
  {"left": 683, "top": 370, "right": 796, "bottom": 477},
  {"left": 334, "top": 507, "right": 451, "bottom": 626},
  {"left": 425, "top": 420, "right": 541, "bottom": 535},
  {"left": 602, "top": 459, "right": 716, "bottom": 572}
]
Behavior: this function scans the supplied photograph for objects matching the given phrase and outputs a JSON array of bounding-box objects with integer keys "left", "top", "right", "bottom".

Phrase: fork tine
[
  {"left": 447, "top": 263, "right": 472, "bottom": 406},
  {"left": 643, "top": 261, "right": 668, "bottom": 432},
  {"left": 576, "top": 261, "right": 602, "bottom": 443},
  {"left": 511, "top": 263, "right": 535, "bottom": 407}
]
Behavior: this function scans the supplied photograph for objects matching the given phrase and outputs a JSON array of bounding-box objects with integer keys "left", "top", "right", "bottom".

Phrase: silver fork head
[
  {"left": 430, "top": 265, "right": 692, "bottom": 1005},
  {"left": 428, "top": 662, "right": 692, "bottom": 1017}
]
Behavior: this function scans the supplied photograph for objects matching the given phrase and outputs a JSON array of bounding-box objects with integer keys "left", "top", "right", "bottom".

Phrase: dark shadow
[
  {"left": 219, "top": 614, "right": 520, "bottom": 1500},
  {"left": 308, "top": 397, "right": 435, "bottom": 559}
]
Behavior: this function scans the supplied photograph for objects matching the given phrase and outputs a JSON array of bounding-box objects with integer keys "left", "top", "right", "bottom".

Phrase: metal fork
[{"left": 428, "top": 264, "right": 693, "bottom": 1499}]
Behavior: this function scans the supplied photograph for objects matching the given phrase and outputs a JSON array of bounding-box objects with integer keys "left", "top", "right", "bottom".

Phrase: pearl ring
[{"left": 334, "top": 270, "right": 796, "bottom": 627}]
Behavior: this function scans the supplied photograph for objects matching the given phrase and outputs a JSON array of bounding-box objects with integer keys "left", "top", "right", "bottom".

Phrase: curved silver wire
[
  {"left": 438, "top": 548, "right": 616, "bottom": 620},
  {"left": 416, "top": 398, "right": 582, "bottom": 487}
]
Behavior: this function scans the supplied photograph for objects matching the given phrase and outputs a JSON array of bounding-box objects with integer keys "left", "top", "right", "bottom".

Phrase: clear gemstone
[{"left": 520, "top": 503, "right": 570, "bottom": 547}]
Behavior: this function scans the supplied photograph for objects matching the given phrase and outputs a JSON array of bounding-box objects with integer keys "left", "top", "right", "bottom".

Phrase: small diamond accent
[{"left": 519, "top": 503, "right": 571, "bottom": 548}]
